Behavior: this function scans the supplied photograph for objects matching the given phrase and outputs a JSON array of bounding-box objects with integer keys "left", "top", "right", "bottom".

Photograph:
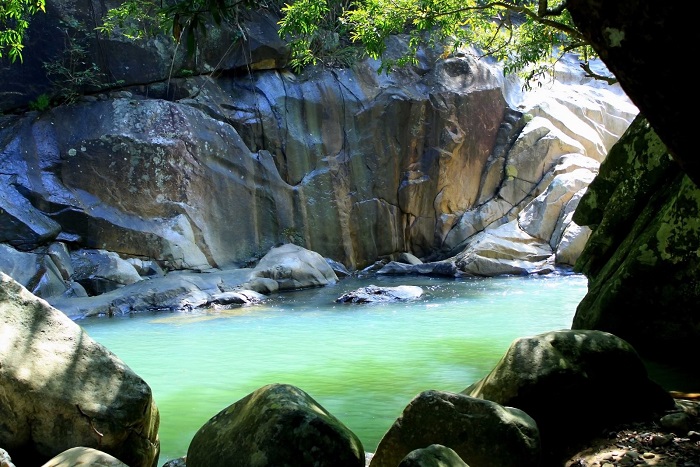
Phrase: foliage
[
  {"left": 279, "top": 0, "right": 608, "bottom": 86},
  {"left": 278, "top": 0, "right": 360, "bottom": 72},
  {"left": 96, "top": 0, "right": 167, "bottom": 41},
  {"left": 0, "top": 0, "right": 45, "bottom": 63},
  {"left": 43, "top": 18, "right": 113, "bottom": 105},
  {"left": 282, "top": 226, "right": 303, "bottom": 245},
  {"left": 2, "top": 0, "right": 612, "bottom": 89},
  {"left": 98, "top": 0, "right": 283, "bottom": 57},
  {"left": 28, "top": 93, "right": 51, "bottom": 111}
]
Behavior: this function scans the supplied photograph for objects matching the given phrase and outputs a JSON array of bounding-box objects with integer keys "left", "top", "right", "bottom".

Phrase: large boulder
[
  {"left": 186, "top": 383, "right": 364, "bottom": 467},
  {"left": 252, "top": 243, "right": 338, "bottom": 290},
  {"left": 571, "top": 115, "right": 700, "bottom": 362},
  {"left": 0, "top": 273, "right": 160, "bottom": 467},
  {"left": 369, "top": 390, "right": 540, "bottom": 467},
  {"left": 463, "top": 329, "right": 674, "bottom": 462}
]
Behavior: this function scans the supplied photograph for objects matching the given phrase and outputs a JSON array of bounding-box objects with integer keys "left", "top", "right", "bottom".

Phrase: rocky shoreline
[{"left": 564, "top": 396, "right": 700, "bottom": 467}]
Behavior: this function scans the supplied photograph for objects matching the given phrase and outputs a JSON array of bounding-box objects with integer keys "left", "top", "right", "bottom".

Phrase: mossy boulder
[{"left": 572, "top": 114, "right": 700, "bottom": 362}]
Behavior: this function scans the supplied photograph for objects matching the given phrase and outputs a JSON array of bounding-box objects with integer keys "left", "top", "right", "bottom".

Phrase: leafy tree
[
  {"left": 278, "top": 0, "right": 613, "bottom": 85},
  {"left": 98, "top": 0, "right": 283, "bottom": 56},
  {"left": 4, "top": 0, "right": 615, "bottom": 88},
  {"left": 0, "top": 0, "right": 45, "bottom": 63}
]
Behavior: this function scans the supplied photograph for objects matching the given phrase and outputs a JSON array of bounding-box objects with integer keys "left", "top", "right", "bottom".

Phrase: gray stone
[
  {"left": 0, "top": 178, "right": 61, "bottom": 250},
  {"left": 206, "top": 290, "right": 265, "bottom": 307},
  {"left": 47, "top": 242, "right": 74, "bottom": 280},
  {"left": 0, "top": 244, "right": 68, "bottom": 298},
  {"left": 252, "top": 244, "right": 338, "bottom": 290},
  {"left": 186, "top": 383, "right": 364, "bottom": 467},
  {"left": 659, "top": 412, "right": 692, "bottom": 434}
]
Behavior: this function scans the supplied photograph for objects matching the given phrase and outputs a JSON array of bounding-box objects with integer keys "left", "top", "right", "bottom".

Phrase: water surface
[{"left": 79, "top": 273, "right": 587, "bottom": 462}]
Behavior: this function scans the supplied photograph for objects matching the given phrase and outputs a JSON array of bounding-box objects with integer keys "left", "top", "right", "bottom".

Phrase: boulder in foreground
[
  {"left": 0, "top": 273, "right": 160, "bottom": 467},
  {"left": 187, "top": 383, "right": 364, "bottom": 467}
]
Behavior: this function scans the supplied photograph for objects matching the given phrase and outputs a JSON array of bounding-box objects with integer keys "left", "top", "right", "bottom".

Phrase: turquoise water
[{"left": 78, "top": 273, "right": 587, "bottom": 463}]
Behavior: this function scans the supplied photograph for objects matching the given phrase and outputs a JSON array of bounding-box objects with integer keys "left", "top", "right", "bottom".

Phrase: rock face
[
  {"left": 186, "top": 383, "right": 365, "bottom": 467},
  {"left": 369, "top": 390, "right": 540, "bottom": 467},
  {"left": 571, "top": 115, "right": 700, "bottom": 361},
  {"left": 463, "top": 329, "right": 674, "bottom": 462},
  {"left": 0, "top": 5, "right": 637, "bottom": 301},
  {"left": 0, "top": 273, "right": 160, "bottom": 466}
]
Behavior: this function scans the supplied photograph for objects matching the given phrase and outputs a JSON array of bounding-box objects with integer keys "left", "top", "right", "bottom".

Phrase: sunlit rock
[
  {"left": 252, "top": 243, "right": 338, "bottom": 290},
  {"left": 453, "top": 221, "right": 555, "bottom": 276}
]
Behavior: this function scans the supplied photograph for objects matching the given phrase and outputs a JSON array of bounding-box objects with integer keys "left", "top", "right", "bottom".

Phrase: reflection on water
[{"left": 78, "top": 273, "right": 587, "bottom": 462}]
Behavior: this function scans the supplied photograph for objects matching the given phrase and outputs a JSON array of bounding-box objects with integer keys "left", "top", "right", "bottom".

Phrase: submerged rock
[{"left": 335, "top": 285, "right": 424, "bottom": 303}]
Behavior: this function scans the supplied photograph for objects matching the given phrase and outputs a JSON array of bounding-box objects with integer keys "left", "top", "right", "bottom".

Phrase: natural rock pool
[{"left": 78, "top": 273, "right": 587, "bottom": 463}]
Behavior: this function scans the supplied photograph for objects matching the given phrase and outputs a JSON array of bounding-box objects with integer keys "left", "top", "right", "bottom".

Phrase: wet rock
[{"left": 336, "top": 285, "right": 424, "bottom": 303}]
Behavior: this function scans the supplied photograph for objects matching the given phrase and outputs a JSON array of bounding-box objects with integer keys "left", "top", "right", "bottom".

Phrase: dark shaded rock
[
  {"left": 0, "top": 244, "right": 68, "bottom": 297},
  {"left": 566, "top": 2, "right": 693, "bottom": 186},
  {"left": 398, "top": 444, "right": 469, "bottom": 467},
  {"left": 70, "top": 249, "right": 143, "bottom": 295},
  {"left": 186, "top": 383, "right": 364, "bottom": 467},
  {"left": 369, "top": 390, "right": 540, "bottom": 467},
  {"left": 0, "top": 176, "right": 61, "bottom": 250},
  {"left": 376, "top": 261, "right": 458, "bottom": 277},
  {"left": 463, "top": 329, "right": 674, "bottom": 463}
]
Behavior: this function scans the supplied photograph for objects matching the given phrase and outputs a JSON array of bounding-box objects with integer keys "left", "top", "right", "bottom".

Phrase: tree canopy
[
  {"left": 5, "top": 0, "right": 614, "bottom": 87},
  {"left": 0, "top": 0, "right": 45, "bottom": 63},
  {"left": 277, "top": 0, "right": 607, "bottom": 85}
]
